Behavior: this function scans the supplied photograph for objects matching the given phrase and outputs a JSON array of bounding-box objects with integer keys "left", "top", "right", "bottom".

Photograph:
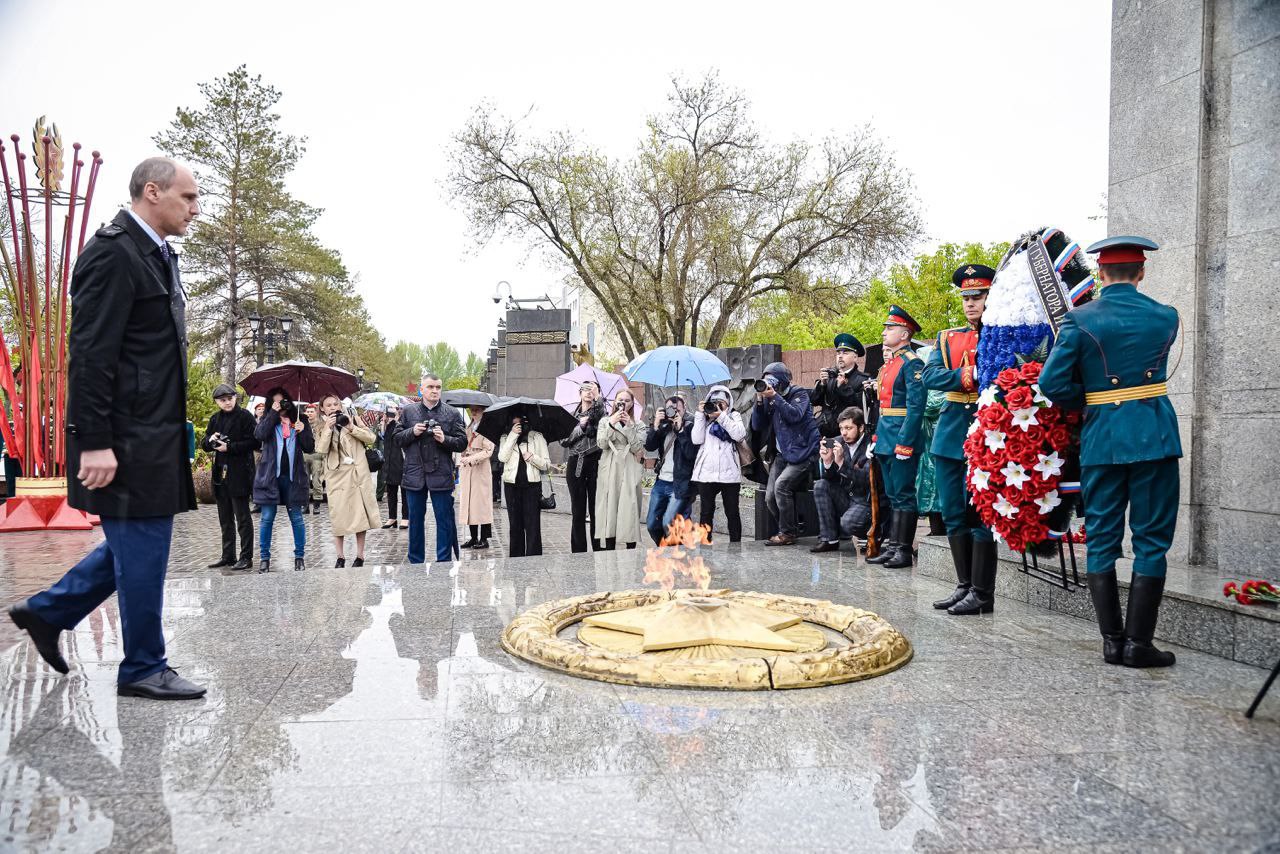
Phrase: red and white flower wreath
[{"left": 963, "top": 361, "right": 1083, "bottom": 552}]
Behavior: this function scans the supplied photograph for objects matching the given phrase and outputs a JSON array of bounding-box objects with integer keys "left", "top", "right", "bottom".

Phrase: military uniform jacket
[
  {"left": 66, "top": 210, "right": 196, "bottom": 517},
  {"left": 872, "top": 348, "right": 925, "bottom": 457},
  {"left": 1038, "top": 283, "right": 1182, "bottom": 466},
  {"left": 921, "top": 326, "right": 980, "bottom": 460}
]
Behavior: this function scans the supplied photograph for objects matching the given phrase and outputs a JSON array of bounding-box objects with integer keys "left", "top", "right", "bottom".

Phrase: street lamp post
[{"left": 247, "top": 313, "right": 293, "bottom": 365}]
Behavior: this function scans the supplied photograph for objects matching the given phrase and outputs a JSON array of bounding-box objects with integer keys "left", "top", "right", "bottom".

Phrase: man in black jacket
[
  {"left": 8, "top": 157, "right": 205, "bottom": 700},
  {"left": 811, "top": 333, "right": 874, "bottom": 438},
  {"left": 203, "top": 384, "right": 260, "bottom": 570},
  {"left": 644, "top": 395, "right": 698, "bottom": 544},
  {"left": 397, "top": 374, "right": 468, "bottom": 563},
  {"left": 810, "top": 407, "right": 886, "bottom": 553}
]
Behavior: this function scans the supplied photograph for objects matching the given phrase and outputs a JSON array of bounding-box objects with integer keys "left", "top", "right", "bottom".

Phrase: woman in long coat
[
  {"left": 458, "top": 405, "right": 496, "bottom": 549},
  {"left": 316, "top": 394, "right": 381, "bottom": 567},
  {"left": 381, "top": 406, "right": 407, "bottom": 529},
  {"left": 594, "top": 390, "right": 646, "bottom": 549}
]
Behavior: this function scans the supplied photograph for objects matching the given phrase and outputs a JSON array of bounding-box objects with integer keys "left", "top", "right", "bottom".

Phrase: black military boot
[
  {"left": 933, "top": 532, "right": 973, "bottom": 609},
  {"left": 885, "top": 511, "right": 918, "bottom": 568},
  {"left": 1086, "top": 570, "right": 1125, "bottom": 664},
  {"left": 949, "top": 539, "right": 996, "bottom": 614},
  {"left": 1123, "top": 575, "right": 1176, "bottom": 668},
  {"left": 865, "top": 511, "right": 898, "bottom": 565}
]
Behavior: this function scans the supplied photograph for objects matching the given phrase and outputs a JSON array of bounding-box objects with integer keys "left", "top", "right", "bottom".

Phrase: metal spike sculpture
[{"left": 0, "top": 117, "right": 104, "bottom": 530}]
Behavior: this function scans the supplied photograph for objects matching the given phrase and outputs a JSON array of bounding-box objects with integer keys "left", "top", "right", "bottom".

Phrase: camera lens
[
  {"left": 664, "top": 405, "right": 678, "bottom": 419},
  {"left": 753, "top": 379, "right": 767, "bottom": 393}
]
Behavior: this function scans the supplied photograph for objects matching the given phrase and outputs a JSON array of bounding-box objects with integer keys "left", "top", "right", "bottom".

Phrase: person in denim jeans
[
  {"left": 644, "top": 395, "right": 697, "bottom": 544},
  {"left": 397, "top": 374, "right": 468, "bottom": 563},
  {"left": 750, "top": 361, "right": 820, "bottom": 546},
  {"left": 252, "top": 388, "right": 314, "bottom": 572}
]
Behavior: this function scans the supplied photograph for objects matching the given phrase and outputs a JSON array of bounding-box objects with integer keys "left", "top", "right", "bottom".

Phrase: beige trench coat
[
  {"left": 594, "top": 417, "right": 645, "bottom": 544},
  {"left": 315, "top": 420, "right": 381, "bottom": 537},
  {"left": 457, "top": 424, "right": 495, "bottom": 526}
]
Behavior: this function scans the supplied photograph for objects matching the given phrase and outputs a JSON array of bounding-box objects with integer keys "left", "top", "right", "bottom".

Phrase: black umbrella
[
  {"left": 443, "top": 389, "right": 497, "bottom": 408},
  {"left": 477, "top": 397, "right": 579, "bottom": 444},
  {"left": 241, "top": 360, "right": 359, "bottom": 402}
]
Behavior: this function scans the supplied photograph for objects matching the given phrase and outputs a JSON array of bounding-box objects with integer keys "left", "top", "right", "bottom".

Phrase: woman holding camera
[
  {"left": 595, "top": 390, "right": 646, "bottom": 550},
  {"left": 498, "top": 414, "right": 550, "bottom": 557},
  {"left": 692, "top": 384, "right": 747, "bottom": 542},
  {"left": 316, "top": 394, "right": 381, "bottom": 567},
  {"left": 253, "top": 387, "right": 315, "bottom": 572}
]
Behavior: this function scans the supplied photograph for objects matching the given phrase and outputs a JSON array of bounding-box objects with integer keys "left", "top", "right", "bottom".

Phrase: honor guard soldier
[
  {"left": 867, "top": 305, "right": 925, "bottom": 569},
  {"left": 1039, "top": 236, "right": 1182, "bottom": 668},
  {"left": 811, "top": 333, "right": 873, "bottom": 437},
  {"left": 922, "top": 264, "right": 998, "bottom": 614}
]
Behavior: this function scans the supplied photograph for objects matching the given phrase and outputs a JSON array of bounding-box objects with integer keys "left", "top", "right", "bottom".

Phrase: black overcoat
[
  {"left": 382, "top": 418, "right": 405, "bottom": 486},
  {"left": 202, "top": 407, "right": 260, "bottom": 497},
  {"left": 66, "top": 210, "right": 196, "bottom": 517}
]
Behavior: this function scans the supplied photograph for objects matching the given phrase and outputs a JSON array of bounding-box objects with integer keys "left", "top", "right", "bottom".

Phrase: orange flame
[{"left": 643, "top": 515, "right": 712, "bottom": 591}]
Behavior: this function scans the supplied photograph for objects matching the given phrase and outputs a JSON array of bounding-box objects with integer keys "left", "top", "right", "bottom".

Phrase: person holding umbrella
[
  {"left": 498, "top": 413, "right": 550, "bottom": 557},
  {"left": 458, "top": 404, "right": 496, "bottom": 549},
  {"left": 253, "top": 387, "right": 314, "bottom": 571},
  {"left": 397, "top": 374, "right": 467, "bottom": 563},
  {"left": 595, "top": 389, "right": 646, "bottom": 550}
]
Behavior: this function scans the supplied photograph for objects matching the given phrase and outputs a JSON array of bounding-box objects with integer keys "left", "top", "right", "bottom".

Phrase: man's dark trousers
[
  {"left": 27, "top": 516, "right": 173, "bottom": 684},
  {"left": 214, "top": 484, "right": 253, "bottom": 562}
]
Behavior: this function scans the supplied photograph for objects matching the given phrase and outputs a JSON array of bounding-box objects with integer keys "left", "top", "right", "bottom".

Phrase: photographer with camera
[
  {"left": 397, "top": 374, "right": 467, "bottom": 563},
  {"left": 498, "top": 414, "right": 550, "bottom": 557},
  {"left": 691, "top": 385, "right": 746, "bottom": 543},
  {"left": 751, "top": 362, "right": 821, "bottom": 546},
  {"left": 595, "top": 390, "right": 646, "bottom": 550},
  {"left": 810, "top": 407, "right": 886, "bottom": 553},
  {"left": 561, "top": 380, "right": 606, "bottom": 553},
  {"left": 811, "top": 333, "right": 873, "bottom": 438},
  {"left": 202, "top": 384, "right": 260, "bottom": 570},
  {"left": 381, "top": 406, "right": 407, "bottom": 529},
  {"left": 317, "top": 394, "right": 381, "bottom": 567},
  {"left": 253, "top": 387, "right": 314, "bottom": 572},
  {"left": 643, "top": 395, "right": 697, "bottom": 545}
]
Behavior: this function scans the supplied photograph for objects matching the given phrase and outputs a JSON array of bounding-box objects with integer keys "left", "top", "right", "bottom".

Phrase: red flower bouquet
[
  {"left": 963, "top": 361, "right": 1082, "bottom": 552},
  {"left": 1223, "top": 580, "right": 1280, "bottom": 606}
]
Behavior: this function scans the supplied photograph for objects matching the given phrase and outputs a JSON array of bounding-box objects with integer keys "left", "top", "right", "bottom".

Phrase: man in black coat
[
  {"left": 203, "top": 384, "right": 260, "bottom": 570},
  {"left": 397, "top": 374, "right": 467, "bottom": 563},
  {"left": 8, "top": 157, "right": 205, "bottom": 700},
  {"left": 811, "top": 333, "right": 875, "bottom": 438}
]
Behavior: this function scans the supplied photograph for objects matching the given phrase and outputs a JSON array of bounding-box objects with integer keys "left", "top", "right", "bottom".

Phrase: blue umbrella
[{"left": 622, "top": 346, "right": 731, "bottom": 388}]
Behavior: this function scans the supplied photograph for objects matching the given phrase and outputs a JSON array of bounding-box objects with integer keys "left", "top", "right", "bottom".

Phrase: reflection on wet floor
[{"left": 1, "top": 545, "right": 1277, "bottom": 851}]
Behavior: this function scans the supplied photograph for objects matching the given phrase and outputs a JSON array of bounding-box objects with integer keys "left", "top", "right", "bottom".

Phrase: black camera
[
  {"left": 212, "top": 432, "right": 230, "bottom": 446},
  {"left": 663, "top": 405, "right": 679, "bottom": 419},
  {"left": 335, "top": 413, "right": 351, "bottom": 428},
  {"left": 753, "top": 378, "right": 770, "bottom": 393},
  {"left": 822, "top": 438, "right": 836, "bottom": 449},
  {"left": 614, "top": 400, "right": 629, "bottom": 414},
  {"left": 426, "top": 419, "right": 440, "bottom": 430},
  {"left": 702, "top": 400, "right": 721, "bottom": 415}
]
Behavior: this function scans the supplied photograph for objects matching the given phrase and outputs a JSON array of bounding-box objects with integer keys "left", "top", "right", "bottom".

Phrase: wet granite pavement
[{"left": 0, "top": 505, "right": 1277, "bottom": 852}]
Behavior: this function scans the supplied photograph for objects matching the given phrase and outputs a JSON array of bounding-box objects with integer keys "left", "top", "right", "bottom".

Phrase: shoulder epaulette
[
  {"left": 902, "top": 350, "right": 920, "bottom": 361},
  {"left": 94, "top": 223, "right": 126, "bottom": 239}
]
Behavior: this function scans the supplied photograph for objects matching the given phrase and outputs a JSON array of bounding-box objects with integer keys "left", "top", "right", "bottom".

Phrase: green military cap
[{"left": 833, "top": 333, "right": 865, "bottom": 356}]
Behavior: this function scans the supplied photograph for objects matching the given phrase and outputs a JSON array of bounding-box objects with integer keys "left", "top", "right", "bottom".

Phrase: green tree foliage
[
  {"left": 185, "top": 357, "right": 222, "bottom": 436},
  {"left": 722, "top": 241, "right": 1010, "bottom": 349},
  {"left": 380, "top": 340, "right": 484, "bottom": 392},
  {"left": 155, "top": 66, "right": 393, "bottom": 386},
  {"left": 449, "top": 71, "right": 921, "bottom": 358}
]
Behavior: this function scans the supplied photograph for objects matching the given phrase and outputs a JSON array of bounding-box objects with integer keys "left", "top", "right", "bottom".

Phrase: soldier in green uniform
[
  {"left": 1039, "top": 236, "right": 1181, "bottom": 667},
  {"left": 922, "top": 264, "right": 998, "bottom": 614},
  {"left": 867, "top": 305, "right": 925, "bottom": 569}
]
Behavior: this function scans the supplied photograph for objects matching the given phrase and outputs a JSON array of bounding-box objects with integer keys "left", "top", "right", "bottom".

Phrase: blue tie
[{"left": 159, "top": 242, "right": 171, "bottom": 263}]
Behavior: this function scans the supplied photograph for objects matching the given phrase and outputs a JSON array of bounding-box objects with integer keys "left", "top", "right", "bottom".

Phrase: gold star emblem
[
  {"left": 965, "top": 266, "right": 976, "bottom": 275},
  {"left": 582, "top": 596, "right": 802, "bottom": 652}
]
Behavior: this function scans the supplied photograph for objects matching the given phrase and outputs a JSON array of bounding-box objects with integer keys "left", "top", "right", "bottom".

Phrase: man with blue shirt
[
  {"left": 8, "top": 157, "right": 206, "bottom": 700},
  {"left": 1039, "top": 236, "right": 1181, "bottom": 668}
]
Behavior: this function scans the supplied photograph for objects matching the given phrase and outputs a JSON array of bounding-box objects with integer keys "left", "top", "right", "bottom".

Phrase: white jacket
[{"left": 691, "top": 409, "right": 746, "bottom": 484}]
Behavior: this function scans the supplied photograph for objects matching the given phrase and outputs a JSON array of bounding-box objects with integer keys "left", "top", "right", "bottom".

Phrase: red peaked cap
[{"left": 1087, "top": 235, "right": 1160, "bottom": 265}]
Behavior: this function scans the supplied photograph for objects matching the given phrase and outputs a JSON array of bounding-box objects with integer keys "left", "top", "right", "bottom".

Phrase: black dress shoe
[
  {"left": 294, "top": 558, "right": 305, "bottom": 572},
  {"left": 334, "top": 558, "right": 346, "bottom": 568},
  {"left": 207, "top": 558, "right": 235, "bottom": 569},
  {"left": 8, "top": 603, "right": 69, "bottom": 674},
  {"left": 459, "top": 538, "right": 477, "bottom": 549},
  {"left": 473, "top": 540, "right": 489, "bottom": 550},
  {"left": 258, "top": 559, "right": 271, "bottom": 573},
  {"left": 303, "top": 504, "right": 312, "bottom": 515},
  {"left": 117, "top": 667, "right": 206, "bottom": 700},
  {"left": 352, "top": 557, "right": 364, "bottom": 567},
  {"left": 809, "top": 541, "right": 840, "bottom": 553},
  {"left": 231, "top": 558, "right": 253, "bottom": 571}
]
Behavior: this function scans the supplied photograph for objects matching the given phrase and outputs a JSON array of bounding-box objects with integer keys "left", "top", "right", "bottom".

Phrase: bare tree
[{"left": 448, "top": 72, "right": 921, "bottom": 358}]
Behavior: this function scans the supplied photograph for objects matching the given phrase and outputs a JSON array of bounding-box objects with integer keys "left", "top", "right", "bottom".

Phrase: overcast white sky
[{"left": 0, "top": 0, "right": 1111, "bottom": 358}]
